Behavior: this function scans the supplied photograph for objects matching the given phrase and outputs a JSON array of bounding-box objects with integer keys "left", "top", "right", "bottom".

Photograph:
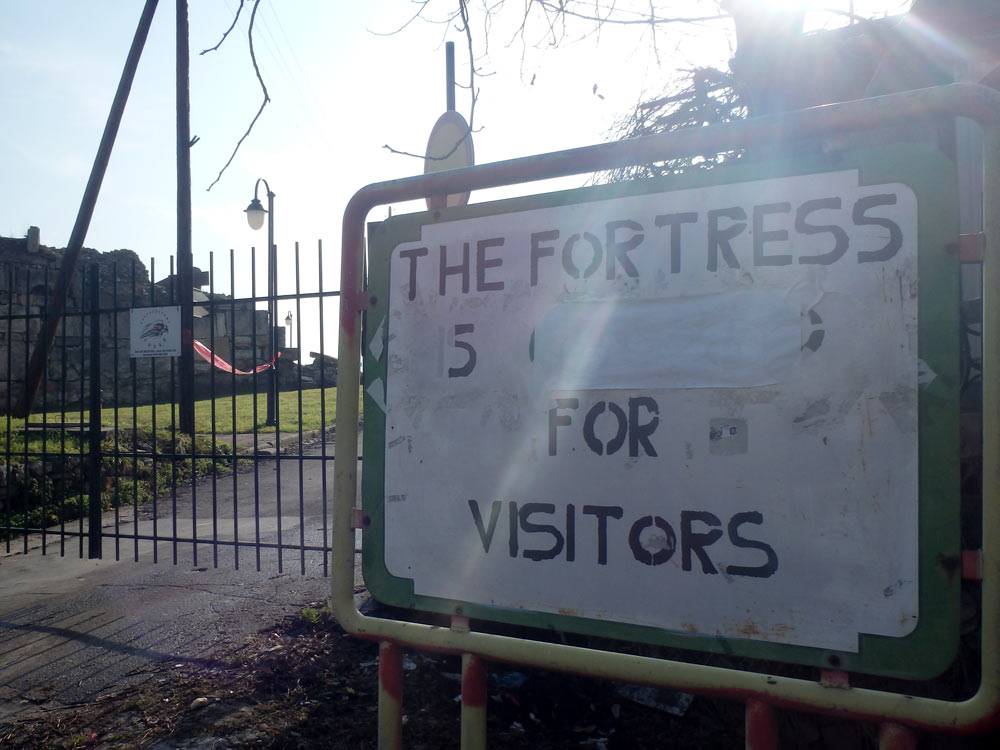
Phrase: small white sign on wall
[{"left": 130, "top": 306, "right": 181, "bottom": 358}]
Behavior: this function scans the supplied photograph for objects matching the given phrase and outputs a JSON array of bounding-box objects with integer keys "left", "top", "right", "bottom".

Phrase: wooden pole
[
  {"left": 15, "top": 0, "right": 160, "bottom": 418},
  {"left": 176, "top": 0, "right": 195, "bottom": 434}
]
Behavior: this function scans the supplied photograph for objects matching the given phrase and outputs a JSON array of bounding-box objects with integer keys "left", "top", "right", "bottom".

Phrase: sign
[
  {"left": 363, "top": 145, "right": 961, "bottom": 679},
  {"left": 130, "top": 306, "right": 181, "bottom": 358},
  {"left": 424, "top": 110, "right": 474, "bottom": 210}
]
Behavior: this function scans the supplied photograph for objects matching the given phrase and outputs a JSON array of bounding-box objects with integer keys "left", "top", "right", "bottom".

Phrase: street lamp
[{"left": 245, "top": 177, "right": 277, "bottom": 427}]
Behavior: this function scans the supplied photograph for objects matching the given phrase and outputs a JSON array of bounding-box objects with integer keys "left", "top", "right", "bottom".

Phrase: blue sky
[{"left": 0, "top": 1, "right": 908, "bottom": 356}]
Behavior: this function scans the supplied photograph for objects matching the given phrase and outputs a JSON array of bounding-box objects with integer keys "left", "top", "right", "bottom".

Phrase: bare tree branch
[
  {"left": 383, "top": 0, "right": 480, "bottom": 163},
  {"left": 206, "top": 0, "right": 270, "bottom": 191},
  {"left": 458, "top": 0, "right": 479, "bottom": 131},
  {"left": 367, "top": 0, "right": 455, "bottom": 37},
  {"left": 648, "top": 0, "right": 661, "bottom": 66},
  {"left": 533, "top": 1, "right": 726, "bottom": 29},
  {"left": 600, "top": 65, "right": 746, "bottom": 183},
  {"left": 200, "top": 0, "right": 245, "bottom": 55},
  {"left": 380, "top": 1, "right": 905, "bottom": 171}
]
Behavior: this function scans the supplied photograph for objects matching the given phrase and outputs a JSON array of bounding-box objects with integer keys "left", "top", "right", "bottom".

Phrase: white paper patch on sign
[{"left": 533, "top": 291, "right": 800, "bottom": 390}]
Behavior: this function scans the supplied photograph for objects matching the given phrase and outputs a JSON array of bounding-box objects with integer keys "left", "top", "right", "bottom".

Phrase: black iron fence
[{"left": 0, "top": 241, "right": 341, "bottom": 575}]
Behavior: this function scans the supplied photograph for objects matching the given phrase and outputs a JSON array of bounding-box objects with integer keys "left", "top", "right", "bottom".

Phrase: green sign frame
[{"left": 361, "top": 142, "right": 961, "bottom": 680}]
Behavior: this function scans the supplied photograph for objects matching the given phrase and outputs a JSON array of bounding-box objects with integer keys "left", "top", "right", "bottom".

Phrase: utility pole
[{"left": 176, "top": 0, "right": 195, "bottom": 434}]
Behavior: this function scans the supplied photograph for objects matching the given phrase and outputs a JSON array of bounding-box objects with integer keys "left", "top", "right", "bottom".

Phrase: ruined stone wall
[{"left": 0, "top": 232, "right": 280, "bottom": 413}]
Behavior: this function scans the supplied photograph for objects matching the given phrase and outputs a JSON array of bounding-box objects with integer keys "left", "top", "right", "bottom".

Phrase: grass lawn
[
  {"left": 8, "top": 386, "right": 362, "bottom": 437},
  {"left": 1, "top": 386, "right": 362, "bottom": 536}
]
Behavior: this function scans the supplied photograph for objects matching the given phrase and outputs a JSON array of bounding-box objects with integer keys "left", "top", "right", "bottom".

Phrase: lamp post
[{"left": 245, "top": 178, "right": 277, "bottom": 427}]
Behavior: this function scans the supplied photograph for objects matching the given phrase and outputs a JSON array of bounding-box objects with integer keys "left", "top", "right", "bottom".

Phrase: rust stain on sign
[{"left": 728, "top": 619, "right": 795, "bottom": 640}]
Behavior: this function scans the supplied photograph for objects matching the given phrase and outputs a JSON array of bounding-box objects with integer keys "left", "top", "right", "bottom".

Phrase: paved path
[{"left": 0, "top": 431, "right": 363, "bottom": 725}]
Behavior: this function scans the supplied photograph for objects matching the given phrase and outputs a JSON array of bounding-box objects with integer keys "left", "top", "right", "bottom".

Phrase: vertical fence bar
[
  {"left": 317, "top": 239, "right": 329, "bottom": 576},
  {"left": 21, "top": 269, "right": 33, "bottom": 552},
  {"left": 378, "top": 641, "right": 403, "bottom": 750},
  {"left": 250, "top": 245, "right": 262, "bottom": 571},
  {"left": 130, "top": 260, "right": 140, "bottom": 561},
  {"left": 3, "top": 266, "right": 11, "bottom": 553},
  {"left": 460, "top": 653, "right": 488, "bottom": 750},
  {"left": 112, "top": 261, "right": 121, "bottom": 560},
  {"left": 209, "top": 251, "right": 219, "bottom": 568},
  {"left": 23, "top": 269, "right": 32, "bottom": 554},
  {"left": 186, "top": 255, "right": 198, "bottom": 568},
  {"left": 77, "top": 267, "right": 87, "bottom": 557},
  {"left": 745, "top": 700, "right": 778, "bottom": 750},
  {"left": 40, "top": 265, "right": 52, "bottom": 556},
  {"left": 230, "top": 249, "right": 239, "bottom": 570},
  {"left": 189, "top": 357, "right": 198, "bottom": 570},
  {"left": 149, "top": 258, "right": 159, "bottom": 564},
  {"left": 38, "top": 266, "right": 48, "bottom": 554},
  {"left": 168, "top": 258, "right": 178, "bottom": 565},
  {"left": 273, "top": 267, "right": 283, "bottom": 576},
  {"left": 88, "top": 264, "right": 102, "bottom": 559},
  {"left": 58, "top": 269, "right": 69, "bottom": 556},
  {"left": 295, "top": 242, "right": 305, "bottom": 574}
]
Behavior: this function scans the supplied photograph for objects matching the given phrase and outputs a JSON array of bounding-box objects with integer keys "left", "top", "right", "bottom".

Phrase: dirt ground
[{"left": 2, "top": 602, "right": 997, "bottom": 749}]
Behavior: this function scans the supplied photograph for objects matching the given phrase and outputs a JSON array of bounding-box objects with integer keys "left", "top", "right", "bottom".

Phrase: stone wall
[{"left": 0, "top": 230, "right": 294, "bottom": 413}]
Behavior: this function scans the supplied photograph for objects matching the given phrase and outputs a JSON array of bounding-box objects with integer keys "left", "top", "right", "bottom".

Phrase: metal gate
[{"left": 0, "top": 240, "right": 341, "bottom": 575}]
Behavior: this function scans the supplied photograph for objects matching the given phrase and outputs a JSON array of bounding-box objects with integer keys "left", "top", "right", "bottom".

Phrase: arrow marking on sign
[
  {"left": 367, "top": 377, "right": 386, "bottom": 413},
  {"left": 370, "top": 318, "right": 385, "bottom": 361}
]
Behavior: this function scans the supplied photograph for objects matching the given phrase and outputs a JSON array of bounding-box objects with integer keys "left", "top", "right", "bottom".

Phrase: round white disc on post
[{"left": 424, "top": 110, "right": 475, "bottom": 210}]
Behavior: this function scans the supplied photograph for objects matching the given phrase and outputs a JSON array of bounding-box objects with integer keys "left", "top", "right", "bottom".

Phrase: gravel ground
[
  {"left": 3, "top": 601, "right": 998, "bottom": 749},
  {"left": 0, "top": 602, "right": 747, "bottom": 749}
]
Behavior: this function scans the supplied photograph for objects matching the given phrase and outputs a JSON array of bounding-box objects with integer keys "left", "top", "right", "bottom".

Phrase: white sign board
[
  {"left": 370, "top": 168, "right": 920, "bottom": 654},
  {"left": 130, "top": 306, "right": 181, "bottom": 358}
]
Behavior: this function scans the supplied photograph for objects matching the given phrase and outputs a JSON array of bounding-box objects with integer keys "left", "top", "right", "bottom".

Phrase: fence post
[
  {"left": 461, "top": 653, "right": 487, "bottom": 750},
  {"left": 746, "top": 700, "right": 778, "bottom": 750},
  {"left": 378, "top": 641, "right": 403, "bottom": 750},
  {"left": 879, "top": 723, "right": 918, "bottom": 750},
  {"left": 88, "top": 264, "right": 103, "bottom": 559}
]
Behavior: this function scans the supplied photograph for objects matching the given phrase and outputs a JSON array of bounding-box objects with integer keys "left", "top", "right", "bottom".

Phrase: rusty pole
[
  {"left": 461, "top": 653, "right": 488, "bottom": 750},
  {"left": 378, "top": 641, "right": 403, "bottom": 749},
  {"left": 746, "top": 700, "right": 779, "bottom": 750}
]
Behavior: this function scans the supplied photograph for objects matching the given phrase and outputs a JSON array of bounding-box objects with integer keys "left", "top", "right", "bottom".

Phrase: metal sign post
[{"left": 333, "top": 83, "right": 1000, "bottom": 744}]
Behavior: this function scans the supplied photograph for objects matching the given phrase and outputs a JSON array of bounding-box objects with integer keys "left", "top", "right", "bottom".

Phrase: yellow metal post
[
  {"left": 378, "top": 641, "right": 403, "bottom": 750},
  {"left": 461, "top": 653, "right": 488, "bottom": 750},
  {"left": 976, "top": 121, "right": 1000, "bottom": 733}
]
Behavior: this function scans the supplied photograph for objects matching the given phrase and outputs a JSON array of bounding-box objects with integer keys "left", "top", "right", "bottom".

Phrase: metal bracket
[
  {"left": 964, "top": 550, "right": 984, "bottom": 580},
  {"left": 820, "top": 670, "right": 851, "bottom": 689},
  {"left": 350, "top": 508, "right": 365, "bottom": 530},
  {"left": 959, "top": 233, "right": 985, "bottom": 263}
]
